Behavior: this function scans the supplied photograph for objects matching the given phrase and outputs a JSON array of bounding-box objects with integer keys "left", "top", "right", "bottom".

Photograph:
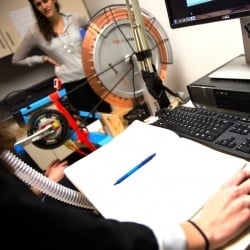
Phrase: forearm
[
  {"left": 181, "top": 221, "right": 208, "bottom": 250},
  {"left": 12, "top": 54, "right": 45, "bottom": 67}
]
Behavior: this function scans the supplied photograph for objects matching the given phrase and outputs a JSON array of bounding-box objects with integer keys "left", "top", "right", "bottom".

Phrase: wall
[
  {"left": 0, "top": 0, "right": 245, "bottom": 104},
  {"left": 0, "top": 0, "right": 89, "bottom": 101},
  {"left": 84, "top": 0, "right": 244, "bottom": 98}
]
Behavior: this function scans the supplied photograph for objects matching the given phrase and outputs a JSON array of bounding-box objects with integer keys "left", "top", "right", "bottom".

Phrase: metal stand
[{"left": 125, "top": 0, "right": 170, "bottom": 113}]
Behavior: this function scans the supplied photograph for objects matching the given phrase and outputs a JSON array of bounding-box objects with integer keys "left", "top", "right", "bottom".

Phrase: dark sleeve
[{"left": 0, "top": 168, "right": 158, "bottom": 250}]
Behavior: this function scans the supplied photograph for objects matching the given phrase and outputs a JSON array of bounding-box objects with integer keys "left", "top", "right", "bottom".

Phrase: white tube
[{"left": 1, "top": 150, "right": 95, "bottom": 210}]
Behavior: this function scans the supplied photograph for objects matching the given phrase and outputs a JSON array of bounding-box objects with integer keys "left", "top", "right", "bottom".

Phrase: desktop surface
[{"left": 64, "top": 120, "right": 249, "bottom": 250}]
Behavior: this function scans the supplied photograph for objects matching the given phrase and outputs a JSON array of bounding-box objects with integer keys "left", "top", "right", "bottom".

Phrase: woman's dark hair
[{"left": 28, "top": 0, "right": 61, "bottom": 42}]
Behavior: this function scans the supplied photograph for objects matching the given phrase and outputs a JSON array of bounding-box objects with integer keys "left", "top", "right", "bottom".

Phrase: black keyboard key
[{"left": 152, "top": 106, "right": 250, "bottom": 160}]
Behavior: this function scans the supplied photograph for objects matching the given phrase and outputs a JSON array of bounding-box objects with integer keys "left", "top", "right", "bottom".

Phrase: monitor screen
[
  {"left": 165, "top": 0, "right": 250, "bottom": 28},
  {"left": 165, "top": 0, "right": 250, "bottom": 80}
]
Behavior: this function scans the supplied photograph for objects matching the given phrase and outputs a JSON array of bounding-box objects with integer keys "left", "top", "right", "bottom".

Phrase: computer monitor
[{"left": 164, "top": 0, "right": 250, "bottom": 80}]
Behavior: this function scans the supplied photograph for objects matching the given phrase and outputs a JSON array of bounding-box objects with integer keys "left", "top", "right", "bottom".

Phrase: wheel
[
  {"left": 82, "top": 5, "right": 172, "bottom": 108},
  {"left": 27, "top": 109, "right": 69, "bottom": 149}
]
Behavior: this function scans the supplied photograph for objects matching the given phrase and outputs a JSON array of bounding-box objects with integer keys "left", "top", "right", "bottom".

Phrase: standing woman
[{"left": 12, "top": 0, "right": 111, "bottom": 117}]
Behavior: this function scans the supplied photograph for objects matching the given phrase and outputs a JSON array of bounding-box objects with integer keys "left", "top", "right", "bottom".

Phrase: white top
[{"left": 12, "top": 12, "right": 88, "bottom": 83}]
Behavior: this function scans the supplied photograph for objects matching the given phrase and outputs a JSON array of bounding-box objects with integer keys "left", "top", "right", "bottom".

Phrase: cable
[{"left": 1, "top": 150, "right": 95, "bottom": 210}]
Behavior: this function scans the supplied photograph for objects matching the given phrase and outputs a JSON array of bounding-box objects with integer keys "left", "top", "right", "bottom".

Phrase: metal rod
[{"left": 125, "top": 0, "right": 154, "bottom": 72}]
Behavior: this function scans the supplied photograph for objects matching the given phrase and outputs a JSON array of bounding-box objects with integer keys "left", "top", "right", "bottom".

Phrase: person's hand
[
  {"left": 44, "top": 159, "right": 68, "bottom": 183},
  {"left": 185, "top": 169, "right": 250, "bottom": 250},
  {"left": 43, "top": 55, "right": 61, "bottom": 67}
]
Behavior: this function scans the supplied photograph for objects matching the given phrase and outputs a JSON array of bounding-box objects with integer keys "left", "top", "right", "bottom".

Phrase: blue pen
[{"left": 114, "top": 153, "right": 156, "bottom": 185}]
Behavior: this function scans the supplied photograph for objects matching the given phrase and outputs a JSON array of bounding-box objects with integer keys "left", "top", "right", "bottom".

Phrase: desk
[
  {"left": 191, "top": 162, "right": 250, "bottom": 250},
  {"left": 65, "top": 119, "right": 249, "bottom": 250},
  {"left": 167, "top": 100, "right": 250, "bottom": 249}
]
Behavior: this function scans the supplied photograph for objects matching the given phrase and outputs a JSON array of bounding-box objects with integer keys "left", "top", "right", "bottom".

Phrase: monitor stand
[{"left": 209, "top": 16, "right": 250, "bottom": 80}]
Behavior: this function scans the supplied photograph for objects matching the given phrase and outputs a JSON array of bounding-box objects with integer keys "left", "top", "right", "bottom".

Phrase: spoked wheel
[
  {"left": 27, "top": 109, "right": 70, "bottom": 149},
  {"left": 82, "top": 4, "right": 173, "bottom": 108}
]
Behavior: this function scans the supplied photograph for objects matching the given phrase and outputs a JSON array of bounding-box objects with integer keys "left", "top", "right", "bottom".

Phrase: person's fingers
[
  {"left": 45, "top": 160, "right": 68, "bottom": 177},
  {"left": 45, "top": 160, "right": 59, "bottom": 175},
  {"left": 238, "top": 178, "right": 250, "bottom": 195},
  {"left": 223, "top": 169, "right": 250, "bottom": 188},
  {"left": 47, "top": 159, "right": 60, "bottom": 168},
  {"left": 60, "top": 160, "right": 68, "bottom": 167}
]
